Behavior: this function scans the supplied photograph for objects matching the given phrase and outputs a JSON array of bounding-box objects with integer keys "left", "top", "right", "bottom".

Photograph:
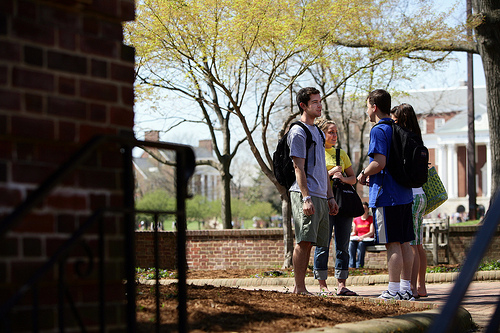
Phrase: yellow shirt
[{"left": 325, "top": 147, "right": 352, "bottom": 173}]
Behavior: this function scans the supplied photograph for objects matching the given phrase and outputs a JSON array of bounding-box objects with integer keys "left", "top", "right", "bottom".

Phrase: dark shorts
[{"left": 372, "top": 203, "right": 415, "bottom": 244}]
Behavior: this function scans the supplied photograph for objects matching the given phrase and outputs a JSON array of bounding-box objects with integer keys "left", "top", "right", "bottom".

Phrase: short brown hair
[
  {"left": 367, "top": 89, "right": 391, "bottom": 115},
  {"left": 296, "top": 87, "right": 320, "bottom": 114}
]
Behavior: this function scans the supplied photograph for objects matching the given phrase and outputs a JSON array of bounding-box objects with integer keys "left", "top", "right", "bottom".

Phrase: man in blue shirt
[{"left": 357, "top": 89, "right": 415, "bottom": 301}]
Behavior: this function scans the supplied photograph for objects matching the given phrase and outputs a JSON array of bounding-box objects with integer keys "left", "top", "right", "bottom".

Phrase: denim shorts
[{"left": 290, "top": 191, "right": 329, "bottom": 247}]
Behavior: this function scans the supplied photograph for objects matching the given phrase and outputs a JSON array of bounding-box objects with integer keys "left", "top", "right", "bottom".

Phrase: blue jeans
[
  {"left": 348, "top": 240, "right": 372, "bottom": 268},
  {"left": 313, "top": 214, "right": 352, "bottom": 280}
]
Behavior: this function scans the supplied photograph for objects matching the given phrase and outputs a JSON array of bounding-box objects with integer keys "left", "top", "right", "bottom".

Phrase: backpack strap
[{"left": 290, "top": 121, "right": 314, "bottom": 176}]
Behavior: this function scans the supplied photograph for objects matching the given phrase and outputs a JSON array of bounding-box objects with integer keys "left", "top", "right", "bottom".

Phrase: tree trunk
[
  {"left": 221, "top": 164, "right": 233, "bottom": 229},
  {"left": 280, "top": 191, "right": 294, "bottom": 268},
  {"left": 473, "top": 0, "right": 500, "bottom": 195}
]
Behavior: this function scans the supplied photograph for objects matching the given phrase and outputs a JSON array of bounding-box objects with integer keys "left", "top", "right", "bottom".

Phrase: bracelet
[
  {"left": 327, "top": 197, "right": 335, "bottom": 201},
  {"left": 302, "top": 195, "right": 311, "bottom": 203}
]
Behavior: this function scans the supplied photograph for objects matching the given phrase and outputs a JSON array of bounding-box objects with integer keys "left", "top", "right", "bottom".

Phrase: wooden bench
[{"left": 366, "top": 217, "right": 450, "bottom": 265}]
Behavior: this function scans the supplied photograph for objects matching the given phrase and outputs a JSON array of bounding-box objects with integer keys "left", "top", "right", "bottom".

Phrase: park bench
[{"left": 365, "top": 217, "right": 450, "bottom": 265}]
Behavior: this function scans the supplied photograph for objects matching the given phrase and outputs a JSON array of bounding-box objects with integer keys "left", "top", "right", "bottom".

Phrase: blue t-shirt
[{"left": 367, "top": 118, "right": 413, "bottom": 207}]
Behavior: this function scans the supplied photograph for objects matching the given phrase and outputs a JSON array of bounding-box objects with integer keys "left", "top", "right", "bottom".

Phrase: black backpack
[
  {"left": 272, "top": 121, "right": 322, "bottom": 189},
  {"left": 375, "top": 120, "right": 429, "bottom": 188}
]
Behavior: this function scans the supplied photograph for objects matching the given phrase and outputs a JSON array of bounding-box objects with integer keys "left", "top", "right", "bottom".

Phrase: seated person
[{"left": 349, "top": 202, "right": 374, "bottom": 268}]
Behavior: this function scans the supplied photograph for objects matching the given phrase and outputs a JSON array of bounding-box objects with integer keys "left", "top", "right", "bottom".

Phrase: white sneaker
[
  {"left": 396, "top": 291, "right": 416, "bottom": 301},
  {"left": 378, "top": 290, "right": 399, "bottom": 300}
]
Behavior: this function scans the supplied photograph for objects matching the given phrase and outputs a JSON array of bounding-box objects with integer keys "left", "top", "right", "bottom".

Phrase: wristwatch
[
  {"left": 302, "top": 196, "right": 311, "bottom": 203},
  {"left": 361, "top": 169, "right": 366, "bottom": 176}
]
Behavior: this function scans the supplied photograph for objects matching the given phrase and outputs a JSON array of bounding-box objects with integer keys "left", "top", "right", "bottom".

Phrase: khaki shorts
[{"left": 290, "top": 191, "right": 329, "bottom": 247}]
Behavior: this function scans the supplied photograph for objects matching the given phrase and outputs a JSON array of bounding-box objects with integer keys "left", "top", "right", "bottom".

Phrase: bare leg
[
  {"left": 293, "top": 241, "right": 313, "bottom": 294},
  {"left": 385, "top": 242, "right": 403, "bottom": 282},
  {"left": 400, "top": 242, "right": 413, "bottom": 281},
  {"left": 417, "top": 244, "right": 428, "bottom": 296},
  {"left": 318, "top": 279, "right": 329, "bottom": 292},
  {"left": 410, "top": 245, "right": 419, "bottom": 295}
]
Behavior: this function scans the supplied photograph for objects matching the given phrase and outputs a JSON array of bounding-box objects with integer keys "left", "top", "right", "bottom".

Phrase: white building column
[
  {"left": 486, "top": 142, "right": 492, "bottom": 197},
  {"left": 446, "top": 144, "right": 458, "bottom": 198}
]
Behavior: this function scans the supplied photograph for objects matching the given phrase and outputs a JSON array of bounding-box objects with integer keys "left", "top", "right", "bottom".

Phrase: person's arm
[
  {"left": 357, "top": 153, "right": 386, "bottom": 185},
  {"left": 326, "top": 171, "right": 338, "bottom": 215},
  {"left": 360, "top": 221, "right": 375, "bottom": 240},
  {"left": 292, "top": 156, "right": 314, "bottom": 216},
  {"left": 350, "top": 221, "right": 357, "bottom": 236},
  {"left": 334, "top": 165, "right": 356, "bottom": 185}
]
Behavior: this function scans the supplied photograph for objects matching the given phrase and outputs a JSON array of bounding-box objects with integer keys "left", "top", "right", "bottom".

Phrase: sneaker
[
  {"left": 378, "top": 290, "right": 399, "bottom": 300},
  {"left": 395, "top": 291, "right": 416, "bottom": 301}
]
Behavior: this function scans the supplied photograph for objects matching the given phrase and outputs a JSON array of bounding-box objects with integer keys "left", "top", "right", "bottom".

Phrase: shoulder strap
[
  {"left": 291, "top": 121, "right": 313, "bottom": 148},
  {"left": 335, "top": 148, "right": 340, "bottom": 166}
]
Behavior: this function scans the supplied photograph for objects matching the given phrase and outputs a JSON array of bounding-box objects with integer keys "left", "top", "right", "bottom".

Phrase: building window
[
  {"left": 419, "top": 118, "right": 427, "bottom": 134},
  {"left": 435, "top": 118, "right": 445, "bottom": 130}
]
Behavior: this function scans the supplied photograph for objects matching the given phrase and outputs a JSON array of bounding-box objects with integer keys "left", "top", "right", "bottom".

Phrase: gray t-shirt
[{"left": 287, "top": 122, "right": 328, "bottom": 199}]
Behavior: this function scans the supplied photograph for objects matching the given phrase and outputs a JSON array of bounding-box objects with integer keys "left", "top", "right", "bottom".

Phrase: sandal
[{"left": 337, "top": 288, "right": 358, "bottom": 296}]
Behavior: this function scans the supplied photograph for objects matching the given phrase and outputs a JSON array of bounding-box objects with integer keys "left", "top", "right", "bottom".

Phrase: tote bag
[
  {"left": 333, "top": 149, "right": 364, "bottom": 217},
  {"left": 422, "top": 166, "right": 448, "bottom": 215}
]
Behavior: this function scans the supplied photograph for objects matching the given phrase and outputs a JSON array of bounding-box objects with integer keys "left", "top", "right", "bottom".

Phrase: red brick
[
  {"left": 83, "top": 16, "right": 100, "bottom": 36},
  {"left": 79, "top": 169, "right": 117, "bottom": 189},
  {"left": 0, "top": 162, "right": 6, "bottom": 182},
  {"left": 12, "top": 115, "right": 54, "bottom": 140},
  {"left": 47, "top": 96, "right": 86, "bottom": 119},
  {"left": 121, "top": 44, "right": 134, "bottom": 63},
  {"left": 0, "top": 65, "right": 7, "bottom": 85},
  {"left": 80, "top": 35, "right": 117, "bottom": 58},
  {"left": 120, "top": 0, "right": 135, "bottom": 21},
  {"left": 0, "top": 88, "right": 21, "bottom": 110},
  {"left": 23, "top": 237, "right": 42, "bottom": 256},
  {"left": 13, "top": 67, "right": 55, "bottom": 92},
  {"left": 91, "top": 59, "right": 108, "bottom": 78},
  {"left": 24, "top": 45, "right": 44, "bottom": 66},
  {"left": 102, "top": 21, "right": 123, "bottom": 40},
  {"left": 121, "top": 86, "right": 134, "bottom": 106},
  {"left": 15, "top": 141, "right": 36, "bottom": 161},
  {"left": 88, "top": 0, "right": 119, "bottom": 19},
  {"left": 109, "top": 106, "right": 133, "bottom": 127},
  {"left": 58, "top": 76, "right": 76, "bottom": 95},
  {"left": 40, "top": 5, "right": 79, "bottom": 27},
  {"left": 46, "top": 192, "right": 88, "bottom": 210},
  {"left": 48, "top": 50, "right": 87, "bottom": 74},
  {"left": 12, "top": 18, "right": 55, "bottom": 46},
  {"left": 17, "top": 0, "right": 37, "bottom": 21},
  {"left": 78, "top": 123, "right": 116, "bottom": 143},
  {"left": 0, "top": 185, "right": 22, "bottom": 209},
  {"left": 111, "top": 63, "right": 133, "bottom": 83},
  {"left": 58, "top": 120, "right": 77, "bottom": 142},
  {"left": 80, "top": 79, "right": 117, "bottom": 102},
  {"left": 13, "top": 212, "right": 55, "bottom": 233},
  {"left": 25, "top": 93, "right": 44, "bottom": 113},
  {"left": 0, "top": 41, "right": 21, "bottom": 61},
  {"left": 11, "top": 161, "right": 53, "bottom": 184},
  {"left": 89, "top": 103, "right": 107, "bottom": 122},
  {"left": 57, "top": 29, "right": 77, "bottom": 50},
  {"left": 0, "top": 0, "right": 14, "bottom": 14}
]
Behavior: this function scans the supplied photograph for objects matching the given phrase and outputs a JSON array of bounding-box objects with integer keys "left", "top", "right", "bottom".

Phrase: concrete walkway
[{"left": 162, "top": 271, "right": 500, "bottom": 332}]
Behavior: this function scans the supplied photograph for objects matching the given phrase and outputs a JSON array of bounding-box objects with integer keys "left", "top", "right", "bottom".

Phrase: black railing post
[
  {"left": 176, "top": 147, "right": 193, "bottom": 333},
  {"left": 122, "top": 142, "right": 137, "bottom": 332}
]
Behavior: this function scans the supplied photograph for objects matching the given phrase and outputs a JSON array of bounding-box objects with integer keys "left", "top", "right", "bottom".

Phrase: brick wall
[
  {"left": 0, "top": 0, "right": 135, "bottom": 331},
  {"left": 135, "top": 225, "right": 500, "bottom": 271}
]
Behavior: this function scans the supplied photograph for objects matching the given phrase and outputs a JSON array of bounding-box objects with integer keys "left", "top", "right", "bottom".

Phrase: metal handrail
[
  {"left": 0, "top": 134, "right": 195, "bottom": 332},
  {"left": 428, "top": 191, "right": 500, "bottom": 332}
]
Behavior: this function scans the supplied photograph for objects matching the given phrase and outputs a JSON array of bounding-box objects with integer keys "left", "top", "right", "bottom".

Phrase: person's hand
[
  {"left": 357, "top": 171, "right": 369, "bottom": 186},
  {"left": 329, "top": 166, "right": 342, "bottom": 177},
  {"left": 332, "top": 171, "right": 343, "bottom": 180},
  {"left": 303, "top": 198, "right": 315, "bottom": 216},
  {"left": 328, "top": 197, "right": 338, "bottom": 215}
]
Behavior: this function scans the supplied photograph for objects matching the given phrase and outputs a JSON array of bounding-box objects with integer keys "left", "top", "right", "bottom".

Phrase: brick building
[{"left": 1, "top": 0, "right": 136, "bottom": 331}]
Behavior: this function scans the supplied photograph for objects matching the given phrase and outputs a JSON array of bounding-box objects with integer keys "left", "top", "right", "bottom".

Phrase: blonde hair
[{"left": 314, "top": 117, "right": 336, "bottom": 133}]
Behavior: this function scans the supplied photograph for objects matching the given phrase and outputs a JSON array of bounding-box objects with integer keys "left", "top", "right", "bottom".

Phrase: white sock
[
  {"left": 400, "top": 279, "right": 411, "bottom": 293},
  {"left": 388, "top": 282, "right": 400, "bottom": 295}
]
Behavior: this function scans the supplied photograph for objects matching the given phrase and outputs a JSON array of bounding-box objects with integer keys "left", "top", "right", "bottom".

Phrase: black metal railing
[
  {"left": 0, "top": 134, "right": 195, "bottom": 332},
  {"left": 429, "top": 191, "right": 500, "bottom": 332}
]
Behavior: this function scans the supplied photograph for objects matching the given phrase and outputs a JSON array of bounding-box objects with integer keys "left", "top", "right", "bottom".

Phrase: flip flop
[
  {"left": 418, "top": 293, "right": 428, "bottom": 298},
  {"left": 337, "top": 288, "right": 358, "bottom": 296}
]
